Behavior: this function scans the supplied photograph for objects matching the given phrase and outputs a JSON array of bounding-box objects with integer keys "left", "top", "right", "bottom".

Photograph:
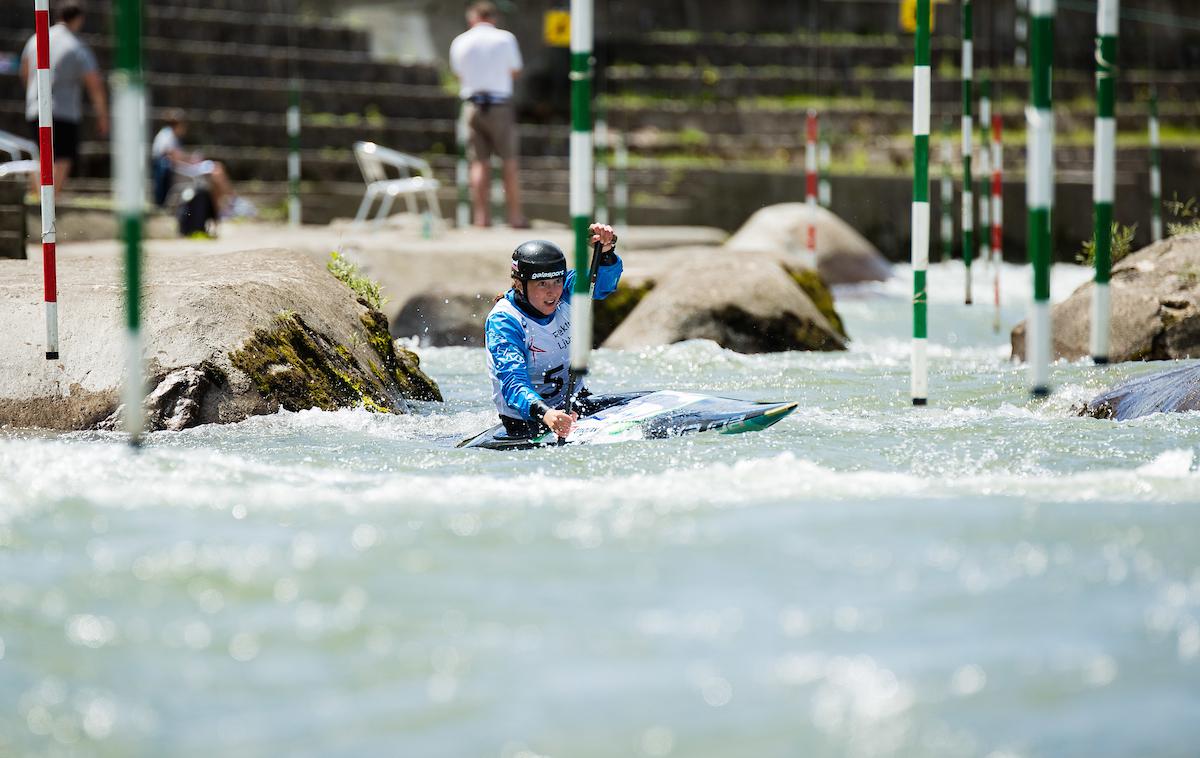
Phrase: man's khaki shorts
[{"left": 465, "top": 102, "right": 518, "bottom": 162}]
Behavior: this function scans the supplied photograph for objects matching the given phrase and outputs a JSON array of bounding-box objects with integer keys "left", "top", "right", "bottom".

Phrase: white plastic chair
[
  {"left": 352, "top": 141, "right": 443, "bottom": 229},
  {"left": 0, "top": 130, "right": 38, "bottom": 179}
]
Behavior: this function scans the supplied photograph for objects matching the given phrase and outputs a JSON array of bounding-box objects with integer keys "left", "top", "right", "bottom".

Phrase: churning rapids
[{"left": 2, "top": 262, "right": 1198, "bottom": 757}]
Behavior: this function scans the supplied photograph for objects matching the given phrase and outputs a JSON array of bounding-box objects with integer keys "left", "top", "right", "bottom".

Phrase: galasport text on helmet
[{"left": 511, "top": 240, "right": 567, "bottom": 282}]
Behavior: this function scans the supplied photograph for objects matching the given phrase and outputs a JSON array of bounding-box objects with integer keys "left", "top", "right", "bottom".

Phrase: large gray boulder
[
  {"left": 1013, "top": 233, "right": 1200, "bottom": 362},
  {"left": 391, "top": 287, "right": 495, "bottom": 347},
  {"left": 1078, "top": 363, "right": 1200, "bottom": 420},
  {"left": 602, "top": 252, "right": 846, "bottom": 353},
  {"left": 724, "top": 202, "right": 892, "bottom": 284},
  {"left": 0, "top": 247, "right": 440, "bottom": 432}
]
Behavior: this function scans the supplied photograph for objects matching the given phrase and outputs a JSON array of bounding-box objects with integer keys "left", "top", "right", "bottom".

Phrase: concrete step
[
  {"left": 0, "top": 30, "right": 438, "bottom": 85},
  {"left": 0, "top": 0, "right": 370, "bottom": 53},
  {"left": 607, "top": 66, "right": 1200, "bottom": 105},
  {"left": 596, "top": 1, "right": 917, "bottom": 37},
  {"left": 603, "top": 22, "right": 1199, "bottom": 73},
  {"left": 602, "top": 101, "right": 1200, "bottom": 142},
  {"left": 0, "top": 74, "right": 452, "bottom": 125},
  {"left": 56, "top": 175, "right": 689, "bottom": 229}
]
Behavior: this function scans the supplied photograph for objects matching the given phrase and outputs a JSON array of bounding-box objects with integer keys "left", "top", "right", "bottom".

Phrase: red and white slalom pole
[
  {"left": 34, "top": 0, "right": 58, "bottom": 360},
  {"left": 806, "top": 109, "right": 818, "bottom": 255},
  {"left": 991, "top": 113, "right": 1004, "bottom": 333}
]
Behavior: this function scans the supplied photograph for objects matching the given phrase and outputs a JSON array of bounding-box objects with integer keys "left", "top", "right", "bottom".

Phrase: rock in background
[
  {"left": 0, "top": 247, "right": 439, "bottom": 432},
  {"left": 392, "top": 287, "right": 496, "bottom": 347},
  {"left": 1012, "top": 233, "right": 1200, "bottom": 362},
  {"left": 603, "top": 252, "right": 846, "bottom": 353},
  {"left": 724, "top": 203, "right": 893, "bottom": 285}
]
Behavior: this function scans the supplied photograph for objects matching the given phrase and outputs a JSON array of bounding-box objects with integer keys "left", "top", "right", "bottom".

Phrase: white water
[{"left": 2, "top": 261, "right": 1199, "bottom": 757}]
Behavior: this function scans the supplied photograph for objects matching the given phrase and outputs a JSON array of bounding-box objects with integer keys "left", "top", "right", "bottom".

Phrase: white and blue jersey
[{"left": 486, "top": 258, "right": 622, "bottom": 421}]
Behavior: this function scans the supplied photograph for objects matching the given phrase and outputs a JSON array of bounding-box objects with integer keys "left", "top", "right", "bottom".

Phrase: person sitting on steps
[{"left": 150, "top": 109, "right": 244, "bottom": 218}]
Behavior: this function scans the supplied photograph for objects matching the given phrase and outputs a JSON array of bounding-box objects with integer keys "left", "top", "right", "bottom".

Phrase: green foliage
[
  {"left": 1077, "top": 222, "right": 1137, "bottom": 266},
  {"left": 1166, "top": 195, "right": 1200, "bottom": 237},
  {"left": 327, "top": 250, "right": 387, "bottom": 310},
  {"left": 786, "top": 267, "right": 847, "bottom": 339},
  {"left": 592, "top": 281, "right": 655, "bottom": 347},
  {"left": 678, "top": 127, "right": 710, "bottom": 147}
]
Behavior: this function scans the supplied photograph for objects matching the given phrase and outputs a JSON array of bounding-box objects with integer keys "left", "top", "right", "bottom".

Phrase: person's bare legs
[
  {"left": 53, "top": 159, "right": 72, "bottom": 193},
  {"left": 503, "top": 158, "right": 527, "bottom": 228},
  {"left": 469, "top": 159, "right": 491, "bottom": 227},
  {"left": 209, "top": 162, "right": 234, "bottom": 215}
]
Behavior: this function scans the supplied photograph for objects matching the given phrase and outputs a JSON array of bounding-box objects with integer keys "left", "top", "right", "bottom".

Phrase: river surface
[{"left": 2, "top": 261, "right": 1198, "bottom": 757}]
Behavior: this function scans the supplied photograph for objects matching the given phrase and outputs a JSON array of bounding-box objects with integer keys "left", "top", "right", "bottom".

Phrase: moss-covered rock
[
  {"left": 785, "top": 266, "right": 847, "bottom": 339},
  {"left": 393, "top": 345, "right": 443, "bottom": 402},
  {"left": 1012, "top": 233, "right": 1200, "bottom": 363},
  {"left": 593, "top": 281, "right": 656, "bottom": 347},
  {"left": 231, "top": 311, "right": 409, "bottom": 413},
  {"left": 603, "top": 254, "right": 847, "bottom": 353},
  {"left": 359, "top": 303, "right": 443, "bottom": 401}
]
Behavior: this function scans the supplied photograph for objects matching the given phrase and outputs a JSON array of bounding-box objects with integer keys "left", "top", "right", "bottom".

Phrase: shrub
[{"left": 327, "top": 250, "right": 386, "bottom": 311}]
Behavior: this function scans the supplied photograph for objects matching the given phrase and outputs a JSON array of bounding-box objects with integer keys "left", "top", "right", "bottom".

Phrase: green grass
[
  {"left": 1077, "top": 222, "right": 1138, "bottom": 266},
  {"left": 328, "top": 250, "right": 387, "bottom": 310}
]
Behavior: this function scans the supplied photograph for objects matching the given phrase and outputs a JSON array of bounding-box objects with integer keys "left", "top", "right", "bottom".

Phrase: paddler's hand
[
  {"left": 543, "top": 409, "right": 578, "bottom": 438},
  {"left": 590, "top": 223, "right": 617, "bottom": 253}
]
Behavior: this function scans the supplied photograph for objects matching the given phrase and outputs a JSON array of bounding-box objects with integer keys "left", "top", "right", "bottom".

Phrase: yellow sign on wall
[
  {"left": 900, "top": 0, "right": 939, "bottom": 33},
  {"left": 544, "top": 10, "right": 570, "bottom": 47}
]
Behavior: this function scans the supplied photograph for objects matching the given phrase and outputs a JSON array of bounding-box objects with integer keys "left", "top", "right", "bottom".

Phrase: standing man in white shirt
[
  {"left": 19, "top": 1, "right": 108, "bottom": 193},
  {"left": 450, "top": 1, "right": 528, "bottom": 229}
]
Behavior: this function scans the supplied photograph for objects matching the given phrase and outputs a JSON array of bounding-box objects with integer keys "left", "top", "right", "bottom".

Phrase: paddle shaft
[{"left": 564, "top": 240, "right": 605, "bottom": 421}]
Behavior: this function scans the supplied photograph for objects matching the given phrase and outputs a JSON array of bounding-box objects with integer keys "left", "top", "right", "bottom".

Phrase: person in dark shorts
[
  {"left": 450, "top": 1, "right": 528, "bottom": 228},
  {"left": 19, "top": 1, "right": 108, "bottom": 192}
]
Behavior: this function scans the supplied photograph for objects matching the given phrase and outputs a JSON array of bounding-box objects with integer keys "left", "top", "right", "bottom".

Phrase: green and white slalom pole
[
  {"left": 114, "top": 0, "right": 145, "bottom": 444},
  {"left": 912, "top": 0, "right": 931, "bottom": 406},
  {"left": 567, "top": 0, "right": 595, "bottom": 411},
  {"left": 1149, "top": 90, "right": 1162, "bottom": 242},
  {"left": 595, "top": 111, "right": 609, "bottom": 224},
  {"left": 455, "top": 105, "right": 470, "bottom": 228},
  {"left": 613, "top": 131, "right": 628, "bottom": 231},
  {"left": 1027, "top": 0, "right": 1055, "bottom": 397},
  {"left": 978, "top": 77, "right": 991, "bottom": 272},
  {"left": 941, "top": 117, "right": 953, "bottom": 262},
  {"left": 287, "top": 78, "right": 301, "bottom": 226},
  {"left": 961, "top": 0, "right": 974, "bottom": 305},
  {"left": 1014, "top": 0, "right": 1028, "bottom": 68},
  {"left": 1091, "top": 0, "right": 1118, "bottom": 364},
  {"left": 819, "top": 140, "right": 832, "bottom": 208}
]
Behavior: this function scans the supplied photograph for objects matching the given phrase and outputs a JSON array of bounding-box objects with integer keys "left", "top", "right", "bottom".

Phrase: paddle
[{"left": 562, "top": 239, "right": 605, "bottom": 435}]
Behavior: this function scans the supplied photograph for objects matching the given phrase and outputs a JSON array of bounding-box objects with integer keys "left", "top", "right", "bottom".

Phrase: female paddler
[{"left": 485, "top": 223, "right": 620, "bottom": 440}]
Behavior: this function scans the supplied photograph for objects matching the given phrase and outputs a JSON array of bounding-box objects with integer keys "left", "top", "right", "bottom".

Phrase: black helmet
[{"left": 512, "top": 240, "right": 567, "bottom": 282}]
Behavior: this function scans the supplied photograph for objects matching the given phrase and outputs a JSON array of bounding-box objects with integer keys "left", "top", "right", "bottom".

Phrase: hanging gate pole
[
  {"left": 1027, "top": 0, "right": 1056, "bottom": 397},
  {"left": 1149, "top": 90, "right": 1162, "bottom": 243},
  {"left": 912, "top": 0, "right": 931, "bottom": 406},
  {"left": 806, "top": 110, "right": 818, "bottom": 255},
  {"left": 961, "top": 0, "right": 975, "bottom": 305},
  {"left": 940, "top": 117, "right": 954, "bottom": 262},
  {"left": 978, "top": 78, "right": 991, "bottom": 279},
  {"left": 1090, "top": 0, "right": 1118, "bottom": 364},
  {"left": 991, "top": 110, "right": 1004, "bottom": 334},
  {"left": 114, "top": 0, "right": 145, "bottom": 443},
  {"left": 567, "top": 0, "right": 595, "bottom": 402},
  {"left": 33, "top": 0, "right": 58, "bottom": 360}
]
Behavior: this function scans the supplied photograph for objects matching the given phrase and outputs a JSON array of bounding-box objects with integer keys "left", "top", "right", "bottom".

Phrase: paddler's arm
[
  {"left": 592, "top": 248, "right": 622, "bottom": 300},
  {"left": 485, "top": 310, "right": 552, "bottom": 421}
]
